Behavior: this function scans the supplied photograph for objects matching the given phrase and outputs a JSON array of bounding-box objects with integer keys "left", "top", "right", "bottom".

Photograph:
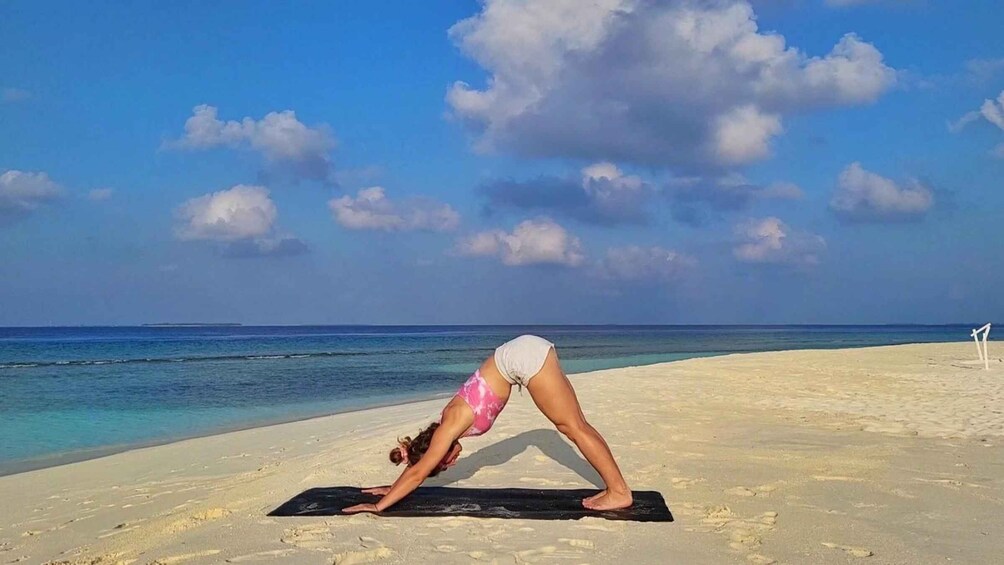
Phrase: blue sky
[{"left": 1, "top": 0, "right": 1002, "bottom": 325}]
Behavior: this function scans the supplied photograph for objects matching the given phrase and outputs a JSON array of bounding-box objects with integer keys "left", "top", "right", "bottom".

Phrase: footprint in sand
[
  {"left": 759, "top": 511, "right": 778, "bottom": 526},
  {"left": 756, "top": 483, "right": 780, "bottom": 495},
  {"left": 435, "top": 544, "right": 458, "bottom": 553},
  {"left": 672, "top": 477, "right": 705, "bottom": 489},
  {"left": 559, "top": 538, "right": 595, "bottom": 549},
  {"left": 725, "top": 487, "right": 757, "bottom": 497},
  {"left": 514, "top": 546, "right": 557, "bottom": 563},
  {"left": 281, "top": 523, "right": 335, "bottom": 551},
  {"left": 822, "top": 542, "right": 873, "bottom": 558},
  {"left": 746, "top": 554, "right": 776, "bottom": 564},
  {"left": 165, "top": 507, "right": 231, "bottom": 534},
  {"left": 225, "top": 549, "right": 296, "bottom": 562},
  {"left": 702, "top": 505, "right": 736, "bottom": 526},
  {"left": 728, "top": 528, "right": 761, "bottom": 550},
  {"left": 332, "top": 547, "right": 394, "bottom": 565}
]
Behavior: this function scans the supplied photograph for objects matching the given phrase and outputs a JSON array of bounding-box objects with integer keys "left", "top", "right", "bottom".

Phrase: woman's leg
[{"left": 525, "top": 348, "right": 632, "bottom": 510}]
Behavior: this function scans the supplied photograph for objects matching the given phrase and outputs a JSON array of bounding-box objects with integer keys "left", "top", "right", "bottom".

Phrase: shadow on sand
[
  {"left": 425, "top": 428, "right": 604, "bottom": 488},
  {"left": 270, "top": 429, "right": 675, "bottom": 521}
]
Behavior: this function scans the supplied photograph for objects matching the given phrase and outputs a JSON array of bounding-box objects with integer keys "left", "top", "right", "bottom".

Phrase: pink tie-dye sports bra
[{"left": 446, "top": 369, "right": 507, "bottom": 437}]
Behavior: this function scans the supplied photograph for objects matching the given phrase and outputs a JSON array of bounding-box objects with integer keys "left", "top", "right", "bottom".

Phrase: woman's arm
[{"left": 344, "top": 409, "right": 469, "bottom": 513}]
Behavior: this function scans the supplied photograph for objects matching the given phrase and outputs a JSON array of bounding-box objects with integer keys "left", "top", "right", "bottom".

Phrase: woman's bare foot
[
  {"left": 582, "top": 489, "right": 632, "bottom": 511},
  {"left": 582, "top": 489, "right": 606, "bottom": 506}
]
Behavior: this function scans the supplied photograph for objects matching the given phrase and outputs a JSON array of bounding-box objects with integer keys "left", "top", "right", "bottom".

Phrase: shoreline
[
  {"left": 0, "top": 391, "right": 454, "bottom": 479},
  {"left": 0, "top": 340, "right": 973, "bottom": 479},
  {"left": 1, "top": 341, "right": 1001, "bottom": 564}
]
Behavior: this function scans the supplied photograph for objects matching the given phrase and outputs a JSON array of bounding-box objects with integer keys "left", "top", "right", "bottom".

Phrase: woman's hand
[
  {"left": 361, "top": 486, "right": 391, "bottom": 496},
  {"left": 342, "top": 503, "right": 380, "bottom": 514}
]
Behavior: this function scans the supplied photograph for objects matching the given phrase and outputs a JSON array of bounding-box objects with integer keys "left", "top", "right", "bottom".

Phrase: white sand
[{"left": 1, "top": 342, "right": 1002, "bottom": 564}]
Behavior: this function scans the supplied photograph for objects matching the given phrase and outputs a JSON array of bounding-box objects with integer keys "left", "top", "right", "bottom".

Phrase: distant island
[{"left": 141, "top": 323, "right": 243, "bottom": 327}]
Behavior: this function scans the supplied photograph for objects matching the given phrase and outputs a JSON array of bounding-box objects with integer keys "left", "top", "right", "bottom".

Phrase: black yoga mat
[{"left": 269, "top": 486, "right": 673, "bottom": 522}]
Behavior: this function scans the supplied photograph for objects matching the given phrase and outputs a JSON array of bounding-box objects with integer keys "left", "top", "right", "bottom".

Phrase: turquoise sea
[{"left": 0, "top": 325, "right": 973, "bottom": 475}]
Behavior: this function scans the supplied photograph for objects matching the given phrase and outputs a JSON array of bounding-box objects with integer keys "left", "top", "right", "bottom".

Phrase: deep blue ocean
[{"left": 0, "top": 325, "right": 973, "bottom": 475}]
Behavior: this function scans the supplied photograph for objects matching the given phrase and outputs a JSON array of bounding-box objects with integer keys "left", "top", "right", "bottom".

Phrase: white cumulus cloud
[
  {"left": 175, "top": 185, "right": 277, "bottom": 241},
  {"left": 455, "top": 217, "right": 585, "bottom": 267},
  {"left": 733, "top": 217, "right": 826, "bottom": 267},
  {"left": 0, "top": 170, "right": 63, "bottom": 220},
  {"left": 328, "top": 187, "right": 460, "bottom": 232},
  {"left": 174, "top": 184, "right": 306, "bottom": 258},
  {"left": 170, "top": 105, "right": 336, "bottom": 182},
  {"left": 447, "top": 0, "right": 896, "bottom": 170},
  {"left": 713, "top": 105, "right": 783, "bottom": 164},
  {"left": 829, "top": 162, "right": 934, "bottom": 222}
]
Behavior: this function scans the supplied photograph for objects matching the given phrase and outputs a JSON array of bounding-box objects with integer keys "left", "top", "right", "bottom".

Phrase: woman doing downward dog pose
[{"left": 342, "top": 335, "right": 632, "bottom": 513}]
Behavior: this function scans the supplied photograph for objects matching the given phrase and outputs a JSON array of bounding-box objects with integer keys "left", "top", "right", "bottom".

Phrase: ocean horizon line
[{"left": 0, "top": 322, "right": 985, "bottom": 330}]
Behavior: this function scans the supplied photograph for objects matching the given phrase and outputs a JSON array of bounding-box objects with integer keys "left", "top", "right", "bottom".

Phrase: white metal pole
[
  {"left": 982, "top": 326, "right": 990, "bottom": 370},
  {"left": 973, "top": 329, "right": 983, "bottom": 364}
]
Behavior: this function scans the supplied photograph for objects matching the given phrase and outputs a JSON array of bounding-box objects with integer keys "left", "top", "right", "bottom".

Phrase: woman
[{"left": 343, "top": 335, "right": 632, "bottom": 513}]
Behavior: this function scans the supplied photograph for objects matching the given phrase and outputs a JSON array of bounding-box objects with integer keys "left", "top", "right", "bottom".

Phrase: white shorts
[{"left": 494, "top": 335, "right": 555, "bottom": 387}]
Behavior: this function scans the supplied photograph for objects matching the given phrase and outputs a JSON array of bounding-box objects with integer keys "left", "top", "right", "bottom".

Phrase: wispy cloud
[
  {"left": 595, "top": 246, "right": 696, "bottom": 283},
  {"left": 88, "top": 188, "right": 114, "bottom": 201},
  {"left": 733, "top": 217, "right": 826, "bottom": 267},
  {"left": 949, "top": 91, "right": 1004, "bottom": 133},
  {"left": 666, "top": 174, "right": 803, "bottom": 226},
  {"left": 329, "top": 187, "right": 460, "bottom": 232},
  {"left": 221, "top": 235, "right": 308, "bottom": 258},
  {"left": 481, "top": 162, "right": 653, "bottom": 226},
  {"left": 829, "top": 162, "right": 933, "bottom": 223},
  {"left": 964, "top": 58, "right": 1004, "bottom": 85}
]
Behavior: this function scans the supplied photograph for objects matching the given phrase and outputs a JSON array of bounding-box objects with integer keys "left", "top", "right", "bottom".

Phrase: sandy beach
[{"left": 1, "top": 342, "right": 1002, "bottom": 565}]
